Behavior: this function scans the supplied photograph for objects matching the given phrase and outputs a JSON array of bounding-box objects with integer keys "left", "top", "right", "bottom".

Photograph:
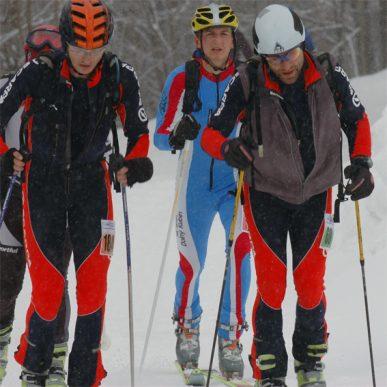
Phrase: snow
[{"left": 4, "top": 70, "right": 387, "bottom": 386}]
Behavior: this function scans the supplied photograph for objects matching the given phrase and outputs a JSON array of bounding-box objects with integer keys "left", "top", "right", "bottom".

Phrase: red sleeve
[
  {"left": 351, "top": 112, "right": 371, "bottom": 159},
  {"left": 201, "top": 126, "right": 227, "bottom": 160},
  {"left": 156, "top": 71, "right": 185, "bottom": 135},
  {"left": 0, "top": 136, "right": 9, "bottom": 156},
  {"left": 124, "top": 133, "right": 149, "bottom": 160}
]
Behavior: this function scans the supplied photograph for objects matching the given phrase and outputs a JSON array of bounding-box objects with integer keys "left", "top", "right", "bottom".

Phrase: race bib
[
  {"left": 100, "top": 220, "right": 115, "bottom": 256},
  {"left": 320, "top": 213, "right": 334, "bottom": 251}
]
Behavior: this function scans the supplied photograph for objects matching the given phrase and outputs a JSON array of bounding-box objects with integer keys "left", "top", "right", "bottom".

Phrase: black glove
[
  {"left": 221, "top": 138, "right": 253, "bottom": 170},
  {"left": 344, "top": 158, "right": 374, "bottom": 201},
  {"left": 169, "top": 114, "right": 200, "bottom": 150},
  {"left": 123, "top": 157, "right": 153, "bottom": 187}
]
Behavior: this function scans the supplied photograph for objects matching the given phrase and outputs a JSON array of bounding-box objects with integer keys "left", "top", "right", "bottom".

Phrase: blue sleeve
[{"left": 154, "top": 65, "right": 185, "bottom": 151}]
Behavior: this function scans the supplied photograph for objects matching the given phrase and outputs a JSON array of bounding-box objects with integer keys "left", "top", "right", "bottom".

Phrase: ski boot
[
  {"left": 46, "top": 343, "right": 68, "bottom": 386},
  {"left": 218, "top": 337, "right": 244, "bottom": 379},
  {"left": 255, "top": 377, "right": 287, "bottom": 387},
  {"left": 0, "top": 325, "right": 12, "bottom": 384},
  {"left": 176, "top": 327, "right": 200, "bottom": 369},
  {"left": 175, "top": 327, "right": 204, "bottom": 385},
  {"left": 20, "top": 369, "right": 47, "bottom": 387},
  {"left": 254, "top": 353, "right": 287, "bottom": 386},
  {"left": 295, "top": 360, "right": 326, "bottom": 386}
]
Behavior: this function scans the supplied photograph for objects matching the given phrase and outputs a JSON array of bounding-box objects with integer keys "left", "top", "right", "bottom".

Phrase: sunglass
[
  {"left": 67, "top": 43, "right": 107, "bottom": 58},
  {"left": 26, "top": 29, "right": 63, "bottom": 52},
  {"left": 264, "top": 47, "right": 301, "bottom": 65}
]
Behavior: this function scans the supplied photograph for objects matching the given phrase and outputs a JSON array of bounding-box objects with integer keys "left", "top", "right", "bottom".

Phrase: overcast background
[{"left": 1, "top": 0, "right": 386, "bottom": 113}]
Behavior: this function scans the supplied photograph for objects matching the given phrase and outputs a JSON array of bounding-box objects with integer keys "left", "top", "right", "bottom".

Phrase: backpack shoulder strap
[
  {"left": 237, "top": 57, "right": 261, "bottom": 100},
  {"left": 317, "top": 52, "right": 340, "bottom": 107},
  {"left": 317, "top": 52, "right": 347, "bottom": 222},
  {"left": 104, "top": 51, "right": 121, "bottom": 107},
  {"left": 19, "top": 54, "right": 62, "bottom": 149},
  {"left": 104, "top": 52, "right": 121, "bottom": 172},
  {"left": 183, "top": 59, "right": 201, "bottom": 114},
  {"left": 238, "top": 57, "right": 263, "bottom": 156},
  {"left": 236, "top": 62, "right": 251, "bottom": 103}
]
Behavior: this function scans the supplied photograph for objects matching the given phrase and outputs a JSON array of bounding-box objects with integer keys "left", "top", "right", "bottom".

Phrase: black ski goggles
[{"left": 26, "top": 29, "right": 63, "bottom": 52}]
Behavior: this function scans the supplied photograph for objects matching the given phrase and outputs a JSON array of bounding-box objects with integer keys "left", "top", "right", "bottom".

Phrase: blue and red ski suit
[{"left": 154, "top": 57, "right": 251, "bottom": 340}]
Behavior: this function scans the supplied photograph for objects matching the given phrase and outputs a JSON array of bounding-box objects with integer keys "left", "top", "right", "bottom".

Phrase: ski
[
  {"left": 199, "top": 369, "right": 254, "bottom": 387},
  {"left": 175, "top": 361, "right": 206, "bottom": 386}
]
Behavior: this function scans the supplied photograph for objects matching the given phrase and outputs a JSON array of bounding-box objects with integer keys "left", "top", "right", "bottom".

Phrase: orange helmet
[{"left": 59, "top": 0, "right": 114, "bottom": 49}]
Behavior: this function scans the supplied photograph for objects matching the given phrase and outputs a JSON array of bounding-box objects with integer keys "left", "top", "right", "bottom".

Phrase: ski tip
[{"left": 175, "top": 361, "right": 206, "bottom": 386}]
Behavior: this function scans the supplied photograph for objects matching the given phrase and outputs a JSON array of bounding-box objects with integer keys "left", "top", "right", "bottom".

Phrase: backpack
[
  {"left": 237, "top": 52, "right": 345, "bottom": 222},
  {"left": 18, "top": 52, "right": 122, "bottom": 162},
  {"left": 182, "top": 60, "right": 202, "bottom": 115}
]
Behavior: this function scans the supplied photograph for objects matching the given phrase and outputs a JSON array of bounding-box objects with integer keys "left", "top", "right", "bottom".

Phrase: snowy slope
[{"left": 4, "top": 70, "right": 387, "bottom": 387}]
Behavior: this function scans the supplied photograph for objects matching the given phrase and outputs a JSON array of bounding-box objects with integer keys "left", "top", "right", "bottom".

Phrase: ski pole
[
  {"left": 206, "top": 171, "right": 244, "bottom": 387},
  {"left": 139, "top": 143, "right": 191, "bottom": 373},
  {"left": 121, "top": 184, "right": 135, "bottom": 387},
  {"left": 0, "top": 174, "right": 19, "bottom": 229},
  {"left": 354, "top": 201, "right": 376, "bottom": 387},
  {"left": 0, "top": 148, "right": 31, "bottom": 228}
]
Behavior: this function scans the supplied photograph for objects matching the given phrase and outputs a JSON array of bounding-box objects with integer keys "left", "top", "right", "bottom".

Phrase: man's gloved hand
[
  {"left": 0, "top": 148, "right": 29, "bottom": 177},
  {"left": 344, "top": 157, "right": 374, "bottom": 201},
  {"left": 221, "top": 138, "right": 253, "bottom": 170},
  {"left": 122, "top": 157, "right": 153, "bottom": 187},
  {"left": 169, "top": 114, "right": 200, "bottom": 150}
]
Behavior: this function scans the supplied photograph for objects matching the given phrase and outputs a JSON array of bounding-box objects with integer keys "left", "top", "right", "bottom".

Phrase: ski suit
[
  {"left": 0, "top": 56, "right": 149, "bottom": 386},
  {"left": 0, "top": 76, "right": 71, "bottom": 344},
  {"left": 154, "top": 57, "right": 251, "bottom": 340},
  {"left": 201, "top": 52, "right": 372, "bottom": 378}
]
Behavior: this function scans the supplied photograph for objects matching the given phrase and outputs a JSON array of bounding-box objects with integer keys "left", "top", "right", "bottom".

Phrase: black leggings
[{"left": 244, "top": 188, "right": 330, "bottom": 379}]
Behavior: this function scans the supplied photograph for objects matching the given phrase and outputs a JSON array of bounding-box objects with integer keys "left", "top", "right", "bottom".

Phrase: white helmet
[{"left": 253, "top": 4, "right": 305, "bottom": 55}]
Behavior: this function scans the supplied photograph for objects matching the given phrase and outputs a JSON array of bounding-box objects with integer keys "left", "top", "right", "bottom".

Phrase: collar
[
  {"left": 199, "top": 58, "right": 235, "bottom": 82},
  {"left": 60, "top": 58, "right": 103, "bottom": 88},
  {"left": 263, "top": 51, "right": 322, "bottom": 93}
]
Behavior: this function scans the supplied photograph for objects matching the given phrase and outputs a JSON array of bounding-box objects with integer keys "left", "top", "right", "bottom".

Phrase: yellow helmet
[{"left": 192, "top": 3, "right": 238, "bottom": 33}]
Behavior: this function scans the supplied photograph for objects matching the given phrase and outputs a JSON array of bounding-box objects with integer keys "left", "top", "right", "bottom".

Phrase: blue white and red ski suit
[{"left": 154, "top": 57, "right": 251, "bottom": 340}]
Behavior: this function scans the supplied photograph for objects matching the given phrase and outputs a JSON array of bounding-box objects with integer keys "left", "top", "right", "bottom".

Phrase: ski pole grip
[
  {"left": 19, "top": 147, "right": 31, "bottom": 163},
  {"left": 109, "top": 153, "right": 125, "bottom": 193}
]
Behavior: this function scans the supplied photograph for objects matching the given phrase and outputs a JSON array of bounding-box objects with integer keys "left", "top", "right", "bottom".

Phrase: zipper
[
  {"left": 271, "top": 92, "right": 304, "bottom": 181},
  {"left": 279, "top": 97, "right": 301, "bottom": 142},
  {"left": 208, "top": 108, "right": 214, "bottom": 190},
  {"left": 78, "top": 84, "right": 107, "bottom": 162},
  {"left": 209, "top": 75, "right": 221, "bottom": 191},
  {"left": 65, "top": 87, "right": 74, "bottom": 171},
  {"left": 63, "top": 84, "right": 74, "bottom": 204},
  {"left": 277, "top": 103, "right": 304, "bottom": 197},
  {"left": 65, "top": 169, "right": 71, "bottom": 196},
  {"left": 209, "top": 158, "right": 215, "bottom": 191}
]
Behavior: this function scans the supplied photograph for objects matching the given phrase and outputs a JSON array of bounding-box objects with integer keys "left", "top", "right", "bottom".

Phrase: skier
[
  {"left": 0, "top": 0, "right": 153, "bottom": 385},
  {"left": 154, "top": 3, "right": 251, "bottom": 379},
  {"left": 0, "top": 24, "right": 71, "bottom": 387},
  {"left": 201, "top": 5, "right": 373, "bottom": 387}
]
